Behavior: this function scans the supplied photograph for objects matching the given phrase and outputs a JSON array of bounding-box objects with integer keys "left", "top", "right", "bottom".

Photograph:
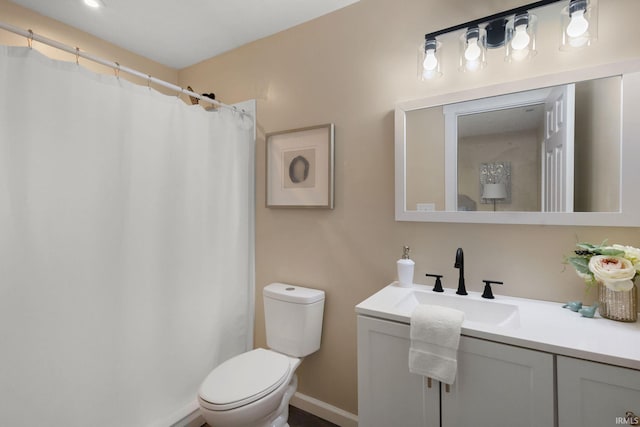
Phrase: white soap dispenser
[{"left": 397, "top": 246, "right": 415, "bottom": 287}]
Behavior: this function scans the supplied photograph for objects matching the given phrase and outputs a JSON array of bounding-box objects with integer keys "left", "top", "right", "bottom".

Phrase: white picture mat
[{"left": 267, "top": 126, "right": 332, "bottom": 207}]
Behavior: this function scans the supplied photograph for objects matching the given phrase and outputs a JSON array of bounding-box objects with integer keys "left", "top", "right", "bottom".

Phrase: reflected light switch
[{"left": 417, "top": 203, "right": 436, "bottom": 212}]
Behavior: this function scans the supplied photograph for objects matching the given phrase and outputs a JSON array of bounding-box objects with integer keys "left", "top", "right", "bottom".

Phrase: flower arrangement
[{"left": 567, "top": 242, "right": 640, "bottom": 292}]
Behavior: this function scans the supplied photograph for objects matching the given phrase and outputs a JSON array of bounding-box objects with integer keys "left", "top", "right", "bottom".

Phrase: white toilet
[{"left": 198, "top": 283, "right": 325, "bottom": 427}]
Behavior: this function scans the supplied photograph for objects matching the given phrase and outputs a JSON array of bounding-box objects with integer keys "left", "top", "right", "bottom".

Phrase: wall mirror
[{"left": 395, "top": 61, "right": 640, "bottom": 226}]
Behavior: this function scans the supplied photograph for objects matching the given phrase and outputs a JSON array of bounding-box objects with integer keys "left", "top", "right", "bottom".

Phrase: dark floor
[
  {"left": 202, "top": 405, "right": 338, "bottom": 427},
  {"left": 288, "top": 405, "right": 338, "bottom": 427}
]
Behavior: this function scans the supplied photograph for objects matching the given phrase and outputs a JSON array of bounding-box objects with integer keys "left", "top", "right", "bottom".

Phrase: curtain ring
[
  {"left": 27, "top": 29, "right": 33, "bottom": 49},
  {"left": 114, "top": 62, "right": 120, "bottom": 79},
  {"left": 75, "top": 47, "right": 80, "bottom": 65}
]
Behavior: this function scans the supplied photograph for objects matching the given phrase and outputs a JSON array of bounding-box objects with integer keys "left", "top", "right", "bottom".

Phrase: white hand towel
[{"left": 409, "top": 304, "right": 464, "bottom": 385}]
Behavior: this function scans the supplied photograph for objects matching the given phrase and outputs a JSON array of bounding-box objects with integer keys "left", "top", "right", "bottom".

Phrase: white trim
[
  {"left": 169, "top": 407, "right": 204, "bottom": 427},
  {"left": 394, "top": 106, "right": 407, "bottom": 223},
  {"left": 395, "top": 58, "right": 640, "bottom": 226},
  {"left": 148, "top": 401, "right": 202, "bottom": 427},
  {"left": 444, "top": 106, "right": 456, "bottom": 212},
  {"left": 290, "top": 392, "right": 359, "bottom": 427}
]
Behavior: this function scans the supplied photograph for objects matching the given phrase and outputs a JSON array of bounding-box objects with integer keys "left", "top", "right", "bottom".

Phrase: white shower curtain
[{"left": 0, "top": 46, "right": 255, "bottom": 427}]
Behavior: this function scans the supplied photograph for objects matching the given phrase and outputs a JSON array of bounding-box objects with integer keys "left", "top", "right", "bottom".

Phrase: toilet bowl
[
  {"left": 198, "top": 348, "right": 301, "bottom": 427},
  {"left": 197, "top": 283, "right": 325, "bottom": 427}
]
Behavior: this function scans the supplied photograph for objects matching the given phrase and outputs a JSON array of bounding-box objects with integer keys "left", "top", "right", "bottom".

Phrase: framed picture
[{"left": 266, "top": 124, "right": 335, "bottom": 209}]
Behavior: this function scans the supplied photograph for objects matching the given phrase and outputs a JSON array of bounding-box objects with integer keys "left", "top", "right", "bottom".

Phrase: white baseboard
[
  {"left": 169, "top": 407, "right": 204, "bottom": 427},
  {"left": 169, "top": 393, "right": 358, "bottom": 427},
  {"left": 290, "top": 392, "right": 358, "bottom": 427}
]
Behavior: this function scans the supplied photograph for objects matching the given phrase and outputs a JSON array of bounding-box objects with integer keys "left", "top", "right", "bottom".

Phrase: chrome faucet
[{"left": 454, "top": 248, "right": 467, "bottom": 295}]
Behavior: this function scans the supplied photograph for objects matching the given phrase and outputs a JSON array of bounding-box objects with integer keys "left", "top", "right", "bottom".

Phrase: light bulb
[
  {"left": 464, "top": 38, "right": 481, "bottom": 62},
  {"left": 569, "top": 35, "right": 589, "bottom": 47},
  {"left": 566, "top": 10, "right": 589, "bottom": 38},
  {"left": 465, "top": 59, "right": 480, "bottom": 71},
  {"left": 423, "top": 49, "right": 438, "bottom": 72},
  {"left": 84, "top": 0, "right": 102, "bottom": 7},
  {"left": 510, "top": 24, "right": 530, "bottom": 50},
  {"left": 510, "top": 47, "right": 529, "bottom": 61}
]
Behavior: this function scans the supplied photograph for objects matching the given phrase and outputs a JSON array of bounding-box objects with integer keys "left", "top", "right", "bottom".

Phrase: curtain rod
[{"left": 0, "top": 20, "right": 252, "bottom": 118}]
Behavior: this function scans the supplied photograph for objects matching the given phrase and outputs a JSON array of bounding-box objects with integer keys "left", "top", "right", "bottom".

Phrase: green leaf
[
  {"left": 597, "top": 248, "right": 625, "bottom": 257},
  {"left": 568, "top": 257, "right": 591, "bottom": 275},
  {"left": 576, "top": 243, "right": 597, "bottom": 250}
]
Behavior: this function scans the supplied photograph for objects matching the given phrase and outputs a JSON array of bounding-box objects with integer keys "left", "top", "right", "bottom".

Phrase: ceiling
[
  {"left": 459, "top": 104, "right": 546, "bottom": 139},
  {"left": 10, "top": 0, "right": 359, "bottom": 69}
]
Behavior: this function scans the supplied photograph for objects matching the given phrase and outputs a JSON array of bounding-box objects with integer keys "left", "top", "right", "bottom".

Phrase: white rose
[
  {"left": 589, "top": 255, "right": 636, "bottom": 291},
  {"left": 576, "top": 270, "right": 592, "bottom": 281},
  {"left": 611, "top": 244, "right": 640, "bottom": 273}
]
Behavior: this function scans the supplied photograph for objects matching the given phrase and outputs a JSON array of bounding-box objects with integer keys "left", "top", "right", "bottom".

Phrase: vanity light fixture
[
  {"left": 419, "top": 0, "right": 597, "bottom": 80},
  {"left": 419, "top": 37, "right": 442, "bottom": 80},
  {"left": 506, "top": 12, "right": 538, "bottom": 62},
  {"left": 459, "top": 26, "right": 486, "bottom": 72},
  {"left": 561, "top": 0, "right": 598, "bottom": 50}
]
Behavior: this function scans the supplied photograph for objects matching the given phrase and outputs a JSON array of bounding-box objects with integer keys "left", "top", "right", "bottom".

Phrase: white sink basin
[
  {"left": 393, "top": 289, "right": 521, "bottom": 329},
  {"left": 356, "top": 283, "right": 640, "bottom": 371}
]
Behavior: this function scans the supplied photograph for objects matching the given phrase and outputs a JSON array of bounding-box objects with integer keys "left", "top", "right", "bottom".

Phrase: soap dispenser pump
[{"left": 397, "top": 246, "right": 415, "bottom": 287}]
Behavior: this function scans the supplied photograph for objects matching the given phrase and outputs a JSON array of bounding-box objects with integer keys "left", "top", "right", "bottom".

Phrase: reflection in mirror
[
  {"left": 458, "top": 107, "right": 542, "bottom": 212},
  {"left": 406, "top": 107, "right": 445, "bottom": 212},
  {"left": 405, "top": 76, "right": 621, "bottom": 213}
]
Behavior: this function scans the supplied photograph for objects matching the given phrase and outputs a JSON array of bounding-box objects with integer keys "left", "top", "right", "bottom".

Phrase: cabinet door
[
  {"left": 557, "top": 356, "right": 640, "bottom": 427},
  {"left": 357, "top": 316, "right": 439, "bottom": 427},
  {"left": 441, "top": 336, "right": 555, "bottom": 427}
]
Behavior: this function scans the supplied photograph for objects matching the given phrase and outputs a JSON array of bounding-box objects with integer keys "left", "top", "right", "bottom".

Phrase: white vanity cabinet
[
  {"left": 441, "top": 336, "right": 554, "bottom": 427},
  {"left": 557, "top": 356, "right": 640, "bottom": 427},
  {"left": 357, "top": 284, "right": 640, "bottom": 427},
  {"left": 357, "top": 316, "right": 440, "bottom": 427},
  {"left": 357, "top": 315, "right": 555, "bottom": 427}
]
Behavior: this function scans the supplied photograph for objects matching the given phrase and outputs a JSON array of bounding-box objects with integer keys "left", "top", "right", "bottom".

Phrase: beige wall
[
  {"left": 0, "top": 0, "right": 178, "bottom": 91},
  {"left": 179, "top": 0, "right": 640, "bottom": 415},
  {"left": 574, "top": 77, "right": 621, "bottom": 212}
]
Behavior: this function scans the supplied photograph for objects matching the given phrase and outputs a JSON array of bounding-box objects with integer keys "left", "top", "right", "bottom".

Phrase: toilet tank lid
[{"left": 264, "top": 283, "right": 325, "bottom": 304}]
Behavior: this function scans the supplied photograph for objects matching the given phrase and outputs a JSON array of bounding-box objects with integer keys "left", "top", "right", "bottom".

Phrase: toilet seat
[{"left": 199, "top": 348, "right": 292, "bottom": 411}]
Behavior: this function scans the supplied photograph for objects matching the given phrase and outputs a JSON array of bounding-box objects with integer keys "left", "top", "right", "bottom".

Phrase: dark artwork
[
  {"left": 283, "top": 148, "right": 316, "bottom": 189},
  {"left": 289, "top": 155, "right": 310, "bottom": 183}
]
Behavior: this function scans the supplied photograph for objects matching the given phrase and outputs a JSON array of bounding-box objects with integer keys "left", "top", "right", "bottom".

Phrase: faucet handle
[
  {"left": 425, "top": 274, "right": 444, "bottom": 293},
  {"left": 481, "top": 280, "right": 503, "bottom": 299}
]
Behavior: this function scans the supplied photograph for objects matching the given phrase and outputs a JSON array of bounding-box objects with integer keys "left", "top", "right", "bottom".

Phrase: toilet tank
[{"left": 263, "top": 283, "right": 325, "bottom": 358}]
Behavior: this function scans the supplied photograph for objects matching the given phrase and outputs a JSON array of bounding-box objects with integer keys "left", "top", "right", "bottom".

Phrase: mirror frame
[{"left": 395, "top": 59, "right": 640, "bottom": 226}]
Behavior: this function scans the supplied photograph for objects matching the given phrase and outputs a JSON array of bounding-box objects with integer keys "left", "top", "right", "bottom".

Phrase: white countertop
[{"left": 355, "top": 283, "right": 640, "bottom": 370}]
